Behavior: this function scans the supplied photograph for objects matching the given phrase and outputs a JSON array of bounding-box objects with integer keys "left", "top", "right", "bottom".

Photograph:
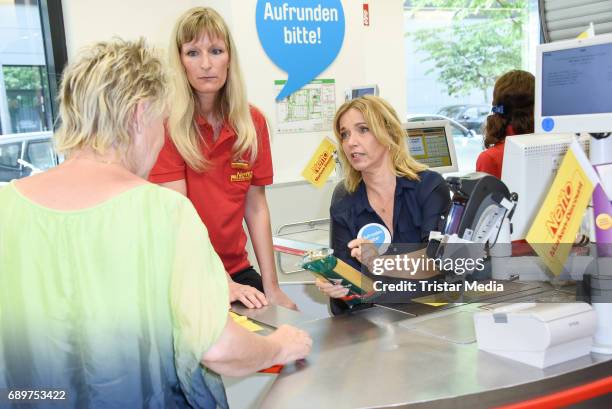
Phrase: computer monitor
[
  {"left": 501, "top": 133, "right": 590, "bottom": 240},
  {"left": 402, "top": 120, "right": 458, "bottom": 174},
  {"left": 536, "top": 33, "right": 612, "bottom": 133},
  {"left": 344, "top": 84, "right": 379, "bottom": 101}
]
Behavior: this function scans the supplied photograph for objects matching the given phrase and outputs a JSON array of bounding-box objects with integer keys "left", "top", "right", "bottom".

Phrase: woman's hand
[
  {"left": 228, "top": 279, "right": 268, "bottom": 309},
  {"left": 347, "top": 238, "right": 378, "bottom": 267},
  {"left": 314, "top": 277, "right": 349, "bottom": 299},
  {"left": 268, "top": 325, "right": 312, "bottom": 363},
  {"left": 266, "top": 286, "right": 298, "bottom": 311}
]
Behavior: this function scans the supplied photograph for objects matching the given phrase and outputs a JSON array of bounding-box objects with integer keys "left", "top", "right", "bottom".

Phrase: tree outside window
[
  {"left": 1, "top": 0, "right": 66, "bottom": 136},
  {"left": 404, "top": 0, "right": 539, "bottom": 171},
  {"left": 3, "top": 65, "right": 52, "bottom": 133}
]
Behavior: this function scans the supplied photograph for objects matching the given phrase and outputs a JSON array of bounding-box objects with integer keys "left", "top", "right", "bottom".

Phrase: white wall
[
  {"left": 228, "top": 0, "right": 406, "bottom": 184},
  {"left": 62, "top": 0, "right": 230, "bottom": 55},
  {"left": 61, "top": 0, "right": 407, "bottom": 184}
]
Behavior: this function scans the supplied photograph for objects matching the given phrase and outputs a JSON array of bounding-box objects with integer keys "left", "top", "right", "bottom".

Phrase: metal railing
[{"left": 273, "top": 218, "right": 330, "bottom": 274}]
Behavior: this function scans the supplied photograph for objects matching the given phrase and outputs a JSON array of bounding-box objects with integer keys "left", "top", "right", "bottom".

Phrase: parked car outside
[
  {"left": 406, "top": 113, "right": 476, "bottom": 138},
  {"left": 437, "top": 104, "right": 490, "bottom": 134},
  {"left": 406, "top": 114, "right": 483, "bottom": 173},
  {"left": 0, "top": 131, "right": 60, "bottom": 185}
]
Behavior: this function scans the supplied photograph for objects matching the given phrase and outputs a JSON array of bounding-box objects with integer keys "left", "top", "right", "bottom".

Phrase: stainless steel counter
[
  {"left": 231, "top": 303, "right": 321, "bottom": 328},
  {"left": 258, "top": 302, "right": 612, "bottom": 409}
]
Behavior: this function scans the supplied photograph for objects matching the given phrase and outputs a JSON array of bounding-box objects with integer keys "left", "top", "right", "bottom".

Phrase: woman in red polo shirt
[
  {"left": 150, "top": 7, "right": 297, "bottom": 310},
  {"left": 476, "top": 70, "right": 535, "bottom": 179}
]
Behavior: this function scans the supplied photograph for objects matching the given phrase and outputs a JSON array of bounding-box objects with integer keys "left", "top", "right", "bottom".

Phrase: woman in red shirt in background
[
  {"left": 150, "top": 7, "right": 296, "bottom": 310},
  {"left": 476, "top": 70, "right": 535, "bottom": 179}
]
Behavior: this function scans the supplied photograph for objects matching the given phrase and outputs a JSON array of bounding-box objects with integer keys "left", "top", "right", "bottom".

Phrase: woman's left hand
[{"left": 266, "top": 286, "right": 298, "bottom": 311}]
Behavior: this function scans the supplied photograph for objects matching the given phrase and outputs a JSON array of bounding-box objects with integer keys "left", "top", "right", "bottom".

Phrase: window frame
[{"left": 37, "top": 0, "right": 68, "bottom": 129}]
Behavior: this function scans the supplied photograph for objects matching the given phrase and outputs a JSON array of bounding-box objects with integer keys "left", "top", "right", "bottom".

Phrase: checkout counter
[
  {"left": 234, "top": 280, "right": 612, "bottom": 408},
  {"left": 254, "top": 174, "right": 612, "bottom": 408}
]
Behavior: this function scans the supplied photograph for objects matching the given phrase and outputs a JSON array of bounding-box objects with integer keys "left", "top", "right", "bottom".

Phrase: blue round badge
[
  {"left": 357, "top": 223, "right": 391, "bottom": 253},
  {"left": 542, "top": 117, "right": 555, "bottom": 132}
]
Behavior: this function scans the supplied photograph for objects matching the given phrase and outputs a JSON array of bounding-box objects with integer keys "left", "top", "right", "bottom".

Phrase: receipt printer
[{"left": 474, "top": 303, "right": 597, "bottom": 368}]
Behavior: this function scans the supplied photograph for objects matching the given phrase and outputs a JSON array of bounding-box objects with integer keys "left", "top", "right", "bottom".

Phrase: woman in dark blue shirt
[{"left": 316, "top": 95, "right": 451, "bottom": 312}]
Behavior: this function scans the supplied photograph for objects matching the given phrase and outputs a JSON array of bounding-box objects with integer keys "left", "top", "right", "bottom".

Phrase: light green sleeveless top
[{"left": 0, "top": 182, "right": 229, "bottom": 408}]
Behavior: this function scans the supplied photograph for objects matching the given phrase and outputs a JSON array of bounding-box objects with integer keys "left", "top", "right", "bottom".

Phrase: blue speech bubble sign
[{"left": 256, "top": 0, "right": 345, "bottom": 101}]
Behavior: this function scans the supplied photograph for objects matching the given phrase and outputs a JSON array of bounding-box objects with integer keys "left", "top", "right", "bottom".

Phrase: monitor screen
[
  {"left": 406, "top": 126, "right": 452, "bottom": 168},
  {"left": 536, "top": 33, "right": 612, "bottom": 133},
  {"left": 351, "top": 87, "right": 376, "bottom": 98},
  {"left": 345, "top": 85, "right": 379, "bottom": 101},
  {"left": 542, "top": 42, "right": 612, "bottom": 117}
]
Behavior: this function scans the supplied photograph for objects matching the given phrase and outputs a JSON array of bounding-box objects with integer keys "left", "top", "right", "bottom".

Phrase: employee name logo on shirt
[
  {"left": 231, "top": 161, "right": 251, "bottom": 170},
  {"left": 230, "top": 170, "right": 253, "bottom": 182}
]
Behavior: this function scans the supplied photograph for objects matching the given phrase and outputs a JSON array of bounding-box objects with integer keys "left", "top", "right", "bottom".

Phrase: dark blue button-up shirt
[
  {"left": 329, "top": 170, "right": 451, "bottom": 312},
  {"left": 330, "top": 170, "right": 451, "bottom": 271}
]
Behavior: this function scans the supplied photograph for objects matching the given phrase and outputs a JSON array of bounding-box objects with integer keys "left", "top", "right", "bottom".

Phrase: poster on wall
[{"left": 275, "top": 78, "right": 336, "bottom": 134}]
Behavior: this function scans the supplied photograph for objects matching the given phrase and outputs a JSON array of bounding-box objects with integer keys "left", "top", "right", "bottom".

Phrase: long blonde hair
[
  {"left": 168, "top": 7, "right": 257, "bottom": 171},
  {"left": 55, "top": 38, "right": 167, "bottom": 159},
  {"left": 333, "top": 95, "right": 427, "bottom": 193}
]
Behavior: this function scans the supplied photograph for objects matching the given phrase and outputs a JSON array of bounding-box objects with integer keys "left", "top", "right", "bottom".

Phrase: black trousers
[{"left": 231, "top": 267, "right": 264, "bottom": 293}]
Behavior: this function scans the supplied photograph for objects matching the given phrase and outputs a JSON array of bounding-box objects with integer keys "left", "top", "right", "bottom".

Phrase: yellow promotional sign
[
  {"left": 301, "top": 138, "right": 337, "bottom": 188},
  {"left": 526, "top": 141, "right": 599, "bottom": 276},
  {"left": 577, "top": 23, "right": 595, "bottom": 39}
]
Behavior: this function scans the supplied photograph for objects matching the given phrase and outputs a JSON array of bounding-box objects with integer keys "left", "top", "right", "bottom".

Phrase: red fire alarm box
[{"left": 363, "top": 3, "right": 370, "bottom": 26}]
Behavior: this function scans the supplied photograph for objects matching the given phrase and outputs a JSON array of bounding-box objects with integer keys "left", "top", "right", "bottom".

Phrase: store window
[
  {"left": 1, "top": 0, "right": 66, "bottom": 136},
  {"left": 3, "top": 65, "right": 52, "bottom": 133},
  {"left": 404, "top": 0, "right": 540, "bottom": 172},
  {"left": 0, "top": 0, "right": 66, "bottom": 181}
]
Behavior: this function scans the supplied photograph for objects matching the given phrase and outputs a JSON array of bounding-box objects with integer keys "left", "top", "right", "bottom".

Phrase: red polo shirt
[
  {"left": 149, "top": 107, "right": 273, "bottom": 275},
  {"left": 476, "top": 125, "right": 516, "bottom": 179}
]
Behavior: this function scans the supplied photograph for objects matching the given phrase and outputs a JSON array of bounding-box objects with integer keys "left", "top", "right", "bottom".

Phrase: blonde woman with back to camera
[
  {"left": 150, "top": 7, "right": 297, "bottom": 311},
  {"left": 0, "top": 38, "right": 310, "bottom": 409}
]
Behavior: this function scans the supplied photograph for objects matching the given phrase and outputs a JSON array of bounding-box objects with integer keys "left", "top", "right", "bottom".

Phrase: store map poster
[{"left": 275, "top": 78, "right": 336, "bottom": 134}]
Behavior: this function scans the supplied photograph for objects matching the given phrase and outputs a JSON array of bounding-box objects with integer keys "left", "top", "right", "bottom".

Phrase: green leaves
[
  {"left": 407, "top": 0, "right": 528, "bottom": 100},
  {"left": 3, "top": 66, "right": 44, "bottom": 90}
]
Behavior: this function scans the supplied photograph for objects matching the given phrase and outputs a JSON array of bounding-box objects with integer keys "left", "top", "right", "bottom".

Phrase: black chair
[
  {"left": 328, "top": 180, "right": 373, "bottom": 315},
  {"left": 328, "top": 180, "right": 348, "bottom": 247}
]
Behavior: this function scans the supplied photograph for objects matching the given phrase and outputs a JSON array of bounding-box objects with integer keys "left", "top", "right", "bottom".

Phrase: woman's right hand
[
  {"left": 314, "top": 277, "right": 350, "bottom": 299},
  {"left": 269, "top": 325, "right": 312, "bottom": 363},
  {"left": 348, "top": 238, "right": 378, "bottom": 266}
]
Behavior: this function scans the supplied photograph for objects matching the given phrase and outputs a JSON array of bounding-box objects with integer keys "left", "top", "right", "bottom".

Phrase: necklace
[{"left": 369, "top": 192, "right": 394, "bottom": 214}]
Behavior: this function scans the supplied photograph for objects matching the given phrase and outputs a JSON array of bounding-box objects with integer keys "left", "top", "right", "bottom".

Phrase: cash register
[{"left": 427, "top": 173, "right": 598, "bottom": 367}]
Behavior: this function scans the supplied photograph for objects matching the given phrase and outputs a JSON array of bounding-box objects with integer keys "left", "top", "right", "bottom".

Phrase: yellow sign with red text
[
  {"left": 526, "top": 141, "right": 599, "bottom": 276},
  {"left": 301, "top": 138, "right": 337, "bottom": 188}
]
